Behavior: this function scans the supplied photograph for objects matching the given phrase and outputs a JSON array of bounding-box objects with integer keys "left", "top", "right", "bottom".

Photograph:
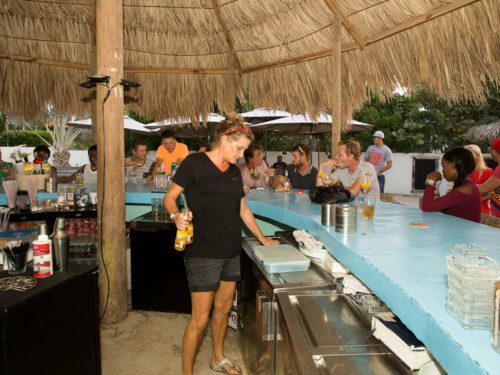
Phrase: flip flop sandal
[{"left": 209, "top": 358, "right": 242, "bottom": 374}]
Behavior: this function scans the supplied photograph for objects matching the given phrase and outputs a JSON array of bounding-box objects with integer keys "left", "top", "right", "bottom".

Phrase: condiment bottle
[
  {"left": 33, "top": 223, "right": 53, "bottom": 278},
  {"left": 174, "top": 210, "right": 189, "bottom": 251}
]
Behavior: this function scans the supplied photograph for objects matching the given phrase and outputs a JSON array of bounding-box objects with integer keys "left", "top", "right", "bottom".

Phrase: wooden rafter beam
[
  {"left": 210, "top": 0, "right": 242, "bottom": 73},
  {"left": 323, "top": 0, "right": 365, "bottom": 49},
  {"left": 243, "top": 0, "right": 480, "bottom": 73},
  {"left": 0, "top": 0, "right": 481, "bottom": 75}
]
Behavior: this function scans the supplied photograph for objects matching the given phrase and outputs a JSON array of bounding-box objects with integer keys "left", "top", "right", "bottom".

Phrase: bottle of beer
[
  {"left": 171, "top": 162, "right": 177, "bottom": 176},
  {"left": 283, "top": 170, "right": 291, "bottom": 192},
  {"left": 174, "top": 210, "right": 189, "bottom": 251},
  {"left": 186, "top": 222, "right": 194, "bottom": 244}
]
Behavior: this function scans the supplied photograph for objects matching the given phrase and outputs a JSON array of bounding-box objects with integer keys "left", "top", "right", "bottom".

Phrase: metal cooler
[{"left": 239, "top": 231, "right": 406, "bottom": 374}]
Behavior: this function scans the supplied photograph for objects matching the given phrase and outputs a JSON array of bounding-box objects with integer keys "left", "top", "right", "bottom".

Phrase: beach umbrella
[
  {"left": 145, "top": 113, "right": 225, "bottom": 138},
  {"left": 248, "top": 114, "right": 373, "bottom": 134},
  {"left": 240, "top": 108, "right": 291, "bottom": 124},
  {"left": 464, "top": 122, "right": 500, "bottom": 143},
  {"left": 67, "top": 116, "right": 157, "bottom": 134}
]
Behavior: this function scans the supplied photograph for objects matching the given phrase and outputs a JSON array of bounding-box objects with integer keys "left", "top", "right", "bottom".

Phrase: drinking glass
[
  {"left": 250, "top": 169, "right": 261, "bottom": 188},
  {"left": 151, "top": 198, "right": 163, "bottom": 218},
  {"left": 360, "top": 173, "right": 372, "bottom": 204},
  {"left": 362, "top": 197, "right": 375, "bottom": 219},
  {"left": 75, "top": 172, "right": 84, "bottom": 186}
]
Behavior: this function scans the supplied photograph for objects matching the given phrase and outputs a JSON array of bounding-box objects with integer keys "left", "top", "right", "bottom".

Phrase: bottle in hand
[{"left": 174, "top": 210, "right": 191, "bottom": 251}]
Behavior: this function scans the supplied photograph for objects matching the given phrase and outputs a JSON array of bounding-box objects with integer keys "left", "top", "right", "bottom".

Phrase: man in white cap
[{"left": 365, "top": 131, "right": 393, "bottom": 193}]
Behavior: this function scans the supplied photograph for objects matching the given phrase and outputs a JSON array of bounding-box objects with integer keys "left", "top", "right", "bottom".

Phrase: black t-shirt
[
  {"left": 173, "top": 152, "right": 245, "bottom": 258},
  {"left": 286, "top": 164, "right": 318, "bottom": 190}
]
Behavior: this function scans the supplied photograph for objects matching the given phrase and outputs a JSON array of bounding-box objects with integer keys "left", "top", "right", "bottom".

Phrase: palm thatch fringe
[
  {"left": 464, "top": 122, "right": 500, "bottom": 143},
  {"left": 0, "top": 0, "right": 497, "bottom": 123}
]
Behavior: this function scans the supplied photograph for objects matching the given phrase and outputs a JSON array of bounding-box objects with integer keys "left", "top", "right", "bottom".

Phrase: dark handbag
[{"left": 308, "top": 185, "right": 353, "bottom": 204}]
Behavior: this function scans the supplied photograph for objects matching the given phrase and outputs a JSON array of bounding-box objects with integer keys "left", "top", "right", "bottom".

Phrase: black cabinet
[
  {"left": 130, "top": 213, "right": 191, "bottom": 313},
  {"left": 0, "top": 265, "right": 101, "bottom": 375}
]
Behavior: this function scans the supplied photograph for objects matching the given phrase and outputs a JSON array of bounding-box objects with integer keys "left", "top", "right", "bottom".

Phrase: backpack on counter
[{"left": 308, "top": 185, "right": 353, "bottom": 204}]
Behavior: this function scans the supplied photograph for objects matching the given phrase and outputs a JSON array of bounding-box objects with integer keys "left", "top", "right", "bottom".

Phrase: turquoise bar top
[{"left": 244, "top": 189, "right": 499, "bottom": 375}]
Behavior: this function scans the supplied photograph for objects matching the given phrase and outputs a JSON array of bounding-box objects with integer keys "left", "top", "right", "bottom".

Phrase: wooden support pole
[
  {"left": 95, "top": 0, "right": 127, "bottom": 324},
  {"left": 331, "top": 17, "right": 341, "bottom": 155}
]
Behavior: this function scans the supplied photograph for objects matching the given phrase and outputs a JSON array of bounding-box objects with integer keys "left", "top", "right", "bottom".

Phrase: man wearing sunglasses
[{"left": 270, "top": 144, "right": 318, "bottom": 191}]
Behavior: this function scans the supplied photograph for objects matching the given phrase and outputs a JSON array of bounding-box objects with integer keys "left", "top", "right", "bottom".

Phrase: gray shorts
[{"left": 184, "top": 255, "right": 241, "bottom": 292}]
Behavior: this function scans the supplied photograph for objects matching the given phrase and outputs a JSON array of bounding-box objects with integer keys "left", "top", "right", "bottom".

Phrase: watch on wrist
[
  {"left": 169, "top": 211, "right": 179, "bottom": 221},
  {"left": 425, "top": 178, "right": 436, "bottom": 186}
]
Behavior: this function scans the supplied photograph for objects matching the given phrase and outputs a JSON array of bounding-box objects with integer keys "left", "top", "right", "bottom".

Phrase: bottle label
[{"left": 33, "top": 241, "right": 53, "bottom": 278}]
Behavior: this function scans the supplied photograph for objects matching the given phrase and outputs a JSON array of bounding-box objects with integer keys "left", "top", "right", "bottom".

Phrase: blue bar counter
[
  {"left": 244, "top": 189, "right": 499, "bottom": 375},
  {"left": 2, "top": 186, "right": 498, "bottom": 373}
]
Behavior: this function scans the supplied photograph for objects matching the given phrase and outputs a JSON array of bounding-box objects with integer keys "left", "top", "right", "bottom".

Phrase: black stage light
[
  {"left": 120, "top": 79, "right": 141, "bottom": 89},
  {"left": 79, "top": 80, "right": 97, "bottom": 89},
  {"left": 87, "top": 75, "right": 110, "bottom": 84}
]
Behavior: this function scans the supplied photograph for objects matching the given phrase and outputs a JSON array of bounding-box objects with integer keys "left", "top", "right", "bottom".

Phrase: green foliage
[
  {"left": 0, "top": 130, "right": 52, "bottom": 147},
  {"left": 350, "top": 85, "right": 499, "bottom": 153},
  {"left": 0, "top": 129, "right": 92, "bottom": 150}
]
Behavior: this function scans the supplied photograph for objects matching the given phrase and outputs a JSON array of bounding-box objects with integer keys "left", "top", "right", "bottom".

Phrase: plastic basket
[{"left": 449, "top": 243, "right": 487, "bottom": 257}]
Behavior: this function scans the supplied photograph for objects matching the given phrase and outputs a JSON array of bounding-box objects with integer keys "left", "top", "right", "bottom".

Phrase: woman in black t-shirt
[{"left": 164, "top": 113, "right": 278, "bottom": 375}]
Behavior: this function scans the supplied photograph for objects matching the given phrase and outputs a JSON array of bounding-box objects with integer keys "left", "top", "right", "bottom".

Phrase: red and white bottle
[{"left": 33, "top": 223, "right": 53, "bottom": 278}]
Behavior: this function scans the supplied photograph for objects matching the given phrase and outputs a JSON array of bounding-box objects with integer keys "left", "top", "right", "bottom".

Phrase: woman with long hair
[
  {"left": 464, "top": 144, "right": 493, "bottom": 214},
  {"left": 421, "top": 147, "right": 481, "bottom": 222},
  {"left": 164, "top": 113, "right": 278, "bottom": 375}
]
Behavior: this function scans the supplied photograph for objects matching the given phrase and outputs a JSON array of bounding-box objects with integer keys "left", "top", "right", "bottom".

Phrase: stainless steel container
[
  {"left": 335, "top": 204, "right": 357, "bottom": 233},
  {"left": 45, "top": 177, "right": 57, "bottom": 193},
  {"left": 52, "top": 217, "right": 70, "bottom": 271},
  {"left": 321, "top": 203, "right": 335, "bottom": 226}
]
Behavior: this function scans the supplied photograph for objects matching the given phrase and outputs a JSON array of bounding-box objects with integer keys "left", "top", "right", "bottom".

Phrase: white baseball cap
[{"left": 373, "top": 131, "right": 384, "bottom": 139}]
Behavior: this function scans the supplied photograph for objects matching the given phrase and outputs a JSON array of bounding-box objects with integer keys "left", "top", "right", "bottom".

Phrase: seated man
[
  {"left": 59, "top": 145, "right": 97, "bottom": 184},
  {"left": 152, "top": 130, "right": 189, "bottom": 177},
  {"left": 125, "top": 140, "right": 155, "bottom": 184},
  {"left": 33, "top": 145, "right": 58, "bottom": 180},
  {"left": 270, "top": 144, "right": 318, "bottom": 191},
  {"left": 317, "top": 140, "right": 380, "bottom": 199},
  {"left": 272, "top": 155, "right": 287, "bottom": 176},
  {"left": 0, "top": 149, "right": 15, "bottom": 181}
]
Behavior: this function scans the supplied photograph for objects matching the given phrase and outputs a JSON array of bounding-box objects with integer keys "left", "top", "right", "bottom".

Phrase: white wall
[{"left": 1, "top": 146, "right": 90, "bottom": 168}]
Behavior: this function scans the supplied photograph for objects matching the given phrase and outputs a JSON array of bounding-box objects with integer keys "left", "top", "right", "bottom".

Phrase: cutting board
[{"left": 253, "top": 244, "right": 310, "bottom": 273}]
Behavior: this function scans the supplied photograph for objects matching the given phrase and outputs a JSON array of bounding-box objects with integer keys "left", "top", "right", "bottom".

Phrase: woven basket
[{"left": 480, "top": 213, "right": 500, "bottom": 228}]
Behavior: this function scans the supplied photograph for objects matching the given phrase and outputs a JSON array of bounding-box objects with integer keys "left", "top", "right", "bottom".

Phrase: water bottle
[{"left": 52, "top": 217, "right": 70, "bottom": 271}]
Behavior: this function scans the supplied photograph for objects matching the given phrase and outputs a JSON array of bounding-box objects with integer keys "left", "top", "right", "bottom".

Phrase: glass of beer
[
  {"left": 362, "top": 197, "right": 375, "bottom": 219},
  {"left": 75, "top": 172, "right": 84, "bottom": 186}
]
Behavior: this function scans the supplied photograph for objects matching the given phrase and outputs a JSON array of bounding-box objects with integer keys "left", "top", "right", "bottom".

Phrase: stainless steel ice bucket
[
  {"left": 321, "top": 203, "right": 336, "bottom": 226},
  {"left": 335, "top": 204, "right": 357, "bottom": 233}
]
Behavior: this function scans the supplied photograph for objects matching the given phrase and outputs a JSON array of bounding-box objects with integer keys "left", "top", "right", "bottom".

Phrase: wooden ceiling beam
[
  {"left": 210, "top": 0, "right": 242, "bottom": 73},
  {"left": 323, "top": 0, "right": 365, "bottom": 49}
]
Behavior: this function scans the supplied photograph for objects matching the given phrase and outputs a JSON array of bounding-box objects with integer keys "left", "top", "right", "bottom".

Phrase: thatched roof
[
  {"left": 464, "top": 121, "right": 500, "bottom": 143},
  {"left": 0, "top": 0, "right": 498, "bottom": 132}
]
